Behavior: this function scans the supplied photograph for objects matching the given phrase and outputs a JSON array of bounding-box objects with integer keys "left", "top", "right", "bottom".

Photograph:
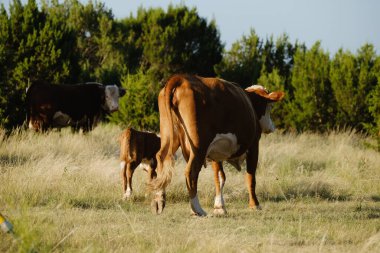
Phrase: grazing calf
[{"left": 119, "top": 128, "right": 161, "bottom": 200}]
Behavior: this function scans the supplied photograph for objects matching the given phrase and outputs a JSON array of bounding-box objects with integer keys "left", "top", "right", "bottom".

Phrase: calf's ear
[{"left": 119, "top": 88, "right": 126, "bottom": 97}]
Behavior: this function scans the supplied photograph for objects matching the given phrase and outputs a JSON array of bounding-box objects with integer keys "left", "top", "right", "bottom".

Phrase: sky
[{"left": 2, "top": 0, "right": 379, "bottom": 54}]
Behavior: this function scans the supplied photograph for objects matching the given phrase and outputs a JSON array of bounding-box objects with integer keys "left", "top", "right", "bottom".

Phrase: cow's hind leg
[
  {"left": 185, "top": 154, "right": 207, "bottom": 216},
  {"left": 150, "top": 150, "right": 171, "bottom": 215},
  {"left": 246, "top": 141, "right": 261, "bottom": 210},
  {"left": 212, "top": 161, "right": 227, "bottom": 215},
  {"left": 144, "top": 163, "right": 157, "bottom": 198}
]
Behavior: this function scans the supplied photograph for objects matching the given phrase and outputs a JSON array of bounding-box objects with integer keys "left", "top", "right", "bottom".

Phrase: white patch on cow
[
  {"left": 248, "top": 84, "right": 268, "bottom": 92},
  {"left": 214, "top": 194, "right": 223, "bottom": 209},
  {"left": 139, "top": 159, "right": 152, "bottom": 172},
  {"left": 104, "top": 85, "right": 120, "bottom": 112},
  {"left": 190, "top": 195, "right": 207, "bottom": 216},
  {"left": 155, "top": 190, "right": 164, "bottom": 196},
  {"left": 120, "top": 161, "right": 126, "bottom": 171},
  {"left": 259, "top": 104, "right": 275, "bottom": 133},
  {"left": 52, "top": 111, "right": 72, "bottom": 126},
  {"left": 125, "top": 186, "right": 132, "bottom": 198},
  {"left": 214, "top": 171, "right": 225, "bottom": 209},
  {"left": 28, "top": 120, "right": 34, "bottom": 129},
  {"left": 206, "top": 133, "right": 240, "bottom": 161}
]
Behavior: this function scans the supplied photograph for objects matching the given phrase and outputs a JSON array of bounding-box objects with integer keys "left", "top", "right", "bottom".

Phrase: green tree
[
  {"left": 136, "top": 5, "right": 223, "bottom": 81},
  {"left": 367, "top": 56, "right": 380, "bottom": 149},
  {"left": 0, "top": 0, "right": 79, "bottom": 129},
  {"left": 65, "top": 0, "right": 121, "bottom": 84},
  {"left": 330, "top": 44, "right": 378, "bottom": 131},
  {"left": 3, "top": 0, "right": 45, "bottom": 128},
  {"left": 330, "top": 49, "right": 358, "bottom": 128},
  {"left": 358, "top": 44, "right": 378, "bottom": 129},
  {"left": 0, "top": 4, "right": 10, "bottom": 127},
  {"left": 108, "top": 71, "right": 159, "bottom": 131},
  {"left": 215, "top": 29, "right": 262, "bottom": 87},
  {"left": 289, "top": 42, "right": 334, "bottom": 131}
]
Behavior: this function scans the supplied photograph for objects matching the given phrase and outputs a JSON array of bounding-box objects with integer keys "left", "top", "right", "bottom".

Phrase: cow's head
[
  {"left": 104, "top": 85, "right": 126, "bottom": 112},
  {"left": 245, "top": 85, "right": 285, "bottom": 134}
]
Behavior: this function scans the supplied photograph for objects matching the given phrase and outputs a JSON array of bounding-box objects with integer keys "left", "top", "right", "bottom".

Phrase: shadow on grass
[
  {"left": 68, "top": 198, "right": 117, "bottom": 210},
  {"left": 0, "top": 154, "right": 29, "bottom": 170},
  {"left": 260, "top": 181, "right": 352, "bottom": 202}
]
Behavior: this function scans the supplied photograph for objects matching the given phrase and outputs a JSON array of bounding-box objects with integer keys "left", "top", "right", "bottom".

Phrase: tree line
[{"left": 0, "top": 0, "right": 379, "bottom": 141}]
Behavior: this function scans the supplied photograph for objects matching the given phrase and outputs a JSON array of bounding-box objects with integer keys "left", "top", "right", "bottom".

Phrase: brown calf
[{"left": 119, "top": 127, "right": 161, "bottom": 200}]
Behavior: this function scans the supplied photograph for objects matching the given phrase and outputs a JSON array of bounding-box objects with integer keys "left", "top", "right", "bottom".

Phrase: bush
[{"left": 108, "top": 71, "right": 160, "bottom": 132}]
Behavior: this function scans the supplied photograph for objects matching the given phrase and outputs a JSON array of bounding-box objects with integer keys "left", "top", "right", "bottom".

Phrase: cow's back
[{"left": 54, "top": 84, "right": 104, "bottom": 120}]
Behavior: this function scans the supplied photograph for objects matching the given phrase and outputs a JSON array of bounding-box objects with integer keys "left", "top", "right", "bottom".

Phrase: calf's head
[
  {"left": 103, "top": 85, "right": 126, "bottom": 112},
  {"left": 245, "top": 85, "right": 285, "bottom": 134}
]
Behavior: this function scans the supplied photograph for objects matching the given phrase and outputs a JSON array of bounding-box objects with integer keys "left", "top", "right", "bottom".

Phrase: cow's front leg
[
  {"left": 246, "top": 141, "right": 261, "bottom": 210},
  {"left": 186, "top": 155, "right": 207, "bottom": 216},
  {"left": 212, "top": 161, "right": 227, "bottom": 215}
]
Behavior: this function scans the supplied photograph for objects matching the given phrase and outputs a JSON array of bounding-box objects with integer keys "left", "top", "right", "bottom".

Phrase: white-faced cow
[
  {"left": 26, "top": 82, "right": 125, "bottom": 132},
  {"left": 150, "top": 74, "right": 284, "bottom": 216},
  {"left": 119, "top": 127, "right": 161, "bottom": 200}
]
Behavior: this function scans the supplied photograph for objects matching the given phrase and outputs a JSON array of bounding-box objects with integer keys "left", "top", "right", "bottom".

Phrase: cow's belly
[
  {"left": 206, "top": 133, "right": 241, "bottom": 161},
  {"left": 53, "top": 111, "right": 72, "bottom": 126},
  {"left": 52, "top": 111, "right": 87, "bottom": 127}
]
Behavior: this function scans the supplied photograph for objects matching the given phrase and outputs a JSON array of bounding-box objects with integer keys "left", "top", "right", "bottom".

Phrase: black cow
[{"left": 26, "top": 82, "right": 126, "bottom": 132}]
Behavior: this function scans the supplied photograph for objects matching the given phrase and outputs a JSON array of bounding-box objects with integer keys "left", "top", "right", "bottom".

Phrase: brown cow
[
  {"left": 119, "top": 127, "right": 161, "bottom": 200},
  {"left": 150, "top": 74, "right": 284, "bottom": 216}
]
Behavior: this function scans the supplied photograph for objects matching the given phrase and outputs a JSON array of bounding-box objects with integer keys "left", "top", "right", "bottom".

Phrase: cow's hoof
[
  {"left": 213, "top": 207, "right": 227, "bottom": 215},
  {"left": 151, "top": 199, "right": 159, "bottom": 214},
  {"left": 151, "top": 192, "right": 166, "bottom": 214},
  {"left": 190, "top": 209, "right": 208, "bottom": 217},
  {"left": 151, "top": 199, "right": 165, "bottom": 214},
  {"left": 122, "top": 193, "right": 133, "bottom": 201},
  {"left": 249, "top": 205, "right": 262, "bottom": 210}
]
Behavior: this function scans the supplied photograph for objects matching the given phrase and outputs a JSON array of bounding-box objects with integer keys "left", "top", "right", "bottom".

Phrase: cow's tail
[{"left": 150, "top": 76, "right": 182, "bottom": 192}]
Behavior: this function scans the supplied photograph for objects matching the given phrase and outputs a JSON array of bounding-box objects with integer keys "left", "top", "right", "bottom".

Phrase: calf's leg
[{"left": 120, "top": 161, "right": 138, "bottom": 200}]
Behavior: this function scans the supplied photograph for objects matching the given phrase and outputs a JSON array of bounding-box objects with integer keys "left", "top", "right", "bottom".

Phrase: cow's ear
[
  {"left": 246, "top": 87, "right": 285, "bottom": 102},
  {"left": 266, "top": 91, "right": 285, "bottom": 101},
  {"left": 119, "top": 88, "right": 126, "bottom": 97}
]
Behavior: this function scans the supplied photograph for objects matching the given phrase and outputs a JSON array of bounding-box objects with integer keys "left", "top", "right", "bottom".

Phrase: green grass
[{"left": 1, "top": 125, "right": 379, "bottom": 252}]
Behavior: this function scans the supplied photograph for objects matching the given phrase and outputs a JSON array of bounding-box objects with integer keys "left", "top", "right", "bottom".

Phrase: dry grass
[{"left": 0, "top": 125, "right": 379, "bottom": 252}]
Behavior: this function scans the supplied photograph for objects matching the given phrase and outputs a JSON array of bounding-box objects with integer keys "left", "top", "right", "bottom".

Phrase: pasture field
[{"left": 1, "top": 125, "right": 379, "bottom": 253}]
